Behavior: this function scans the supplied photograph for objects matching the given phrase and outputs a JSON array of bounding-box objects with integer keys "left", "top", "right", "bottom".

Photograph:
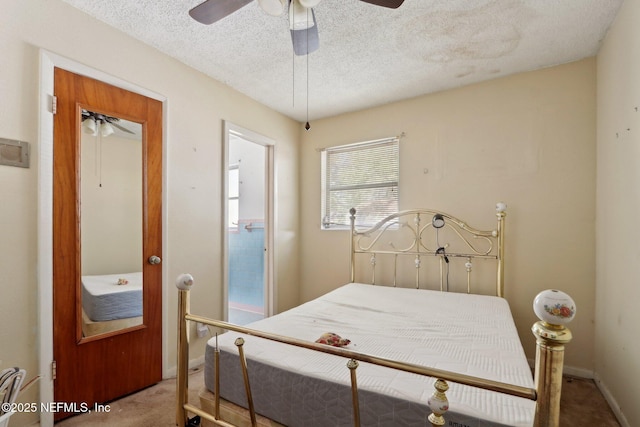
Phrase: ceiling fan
[
  {"left": 81, "top": 110, "right": 135, "bottom": 137},
  {"left": 189, "top": 0, "right": 404, "bottom": 56}
]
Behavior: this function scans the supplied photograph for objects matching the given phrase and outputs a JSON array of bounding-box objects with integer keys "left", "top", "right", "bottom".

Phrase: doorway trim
[
  {"left": 222, "top": 121, "right": 276, "bottom": 321},
  {"left": 38, "top": 50, "right": 168, "bottom": 427}
]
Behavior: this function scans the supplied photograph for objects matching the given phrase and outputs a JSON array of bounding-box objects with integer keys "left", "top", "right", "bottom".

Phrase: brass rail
[{"left": 234, "top": 338, "right": 257, "bottom": 426}]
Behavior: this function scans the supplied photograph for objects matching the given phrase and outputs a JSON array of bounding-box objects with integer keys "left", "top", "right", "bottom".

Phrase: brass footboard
[{"left": 175, "top": 274, "right": 574, "bottom": 427}]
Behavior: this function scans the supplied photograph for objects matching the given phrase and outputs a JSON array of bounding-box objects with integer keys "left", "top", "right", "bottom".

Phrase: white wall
[
  {"left": 596, "top": 0, "right": 640, "bottom": 425},
  {"left": 300, "top": 58, "right": 597, "bottom": 374},
  {"left": 0, "top": 1, "right": 300, "bottom": 425}
]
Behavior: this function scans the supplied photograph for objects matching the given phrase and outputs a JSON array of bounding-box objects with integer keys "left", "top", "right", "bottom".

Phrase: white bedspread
[{"left": 206, "top": 283, "right": 535, "bottom": 427}]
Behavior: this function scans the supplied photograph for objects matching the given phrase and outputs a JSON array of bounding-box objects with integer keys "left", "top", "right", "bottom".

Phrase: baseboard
[
  {"left": 527, "top": 359, "right": 594, "bottom": 379},
  {"left": 562, "top": 364, "right": 595, "bottom": 379},
  {"left": 164, "top": 354, "right": 205, "bottom": 379},
  {"left": 593, "top": 372, "right": 630, "bottom": 427}
]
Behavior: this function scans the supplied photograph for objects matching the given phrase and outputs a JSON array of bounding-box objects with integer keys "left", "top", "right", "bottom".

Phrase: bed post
[
  {"left": 175, "top": 274, "right": 194, "bottom": 427},
  {"left": 495, "top": 202, "right": 507, "bottom": 297},
  {"left": 349, "top": 208, "right": 356, "bottom": 283},
  {"left": 427, "top": 378, "right": 449, "bottom": 426},
  {"left": 531, "top": 290, "right": 575, "bottom": 427}
]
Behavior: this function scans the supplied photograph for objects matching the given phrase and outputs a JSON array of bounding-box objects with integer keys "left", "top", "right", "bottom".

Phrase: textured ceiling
[{"left": 62, "top": 0, "right": 622, "bottom": 122}]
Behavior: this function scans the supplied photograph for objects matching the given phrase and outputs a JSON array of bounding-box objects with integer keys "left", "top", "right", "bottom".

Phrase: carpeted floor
[
  {"left": 54, "top": 366, "right": 206, "bottom": 427},
  {"left": 54, "top": 368, "right": 621, "bottom": 426},
  {"left": 560, "top": 375, "right": 620, "bottom": 426}
]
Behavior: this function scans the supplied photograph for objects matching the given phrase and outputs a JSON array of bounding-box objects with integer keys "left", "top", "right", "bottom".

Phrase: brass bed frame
[{"left": 176, "top": 204, "right": 574, "bottom": 427}]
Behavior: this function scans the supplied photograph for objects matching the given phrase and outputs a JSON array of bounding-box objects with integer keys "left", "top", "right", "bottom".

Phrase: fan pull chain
[
  {"left": 93, "top": 131, "right": 103, "bottom": 188},
  {"left": 94, "top": 132, "right": 99, "bottom": 180},
  {"left": 305, "top": 6, "right": 311, "bottom": 131},
  {"left": 98, "top": 131, "right": 103, "bottom": 187}
]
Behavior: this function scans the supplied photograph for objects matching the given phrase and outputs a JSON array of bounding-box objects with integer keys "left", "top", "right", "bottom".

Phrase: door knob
[{"left": 148, "top": 255, "right": 162, "bottom": 265}]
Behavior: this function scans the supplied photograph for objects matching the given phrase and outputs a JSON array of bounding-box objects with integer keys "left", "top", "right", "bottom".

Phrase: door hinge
[
  {"left": 51, "top": 360, "right": 57, "bottom": 380},
  {"left": 51, "top": 95, "right": 57, "bottom": 114}
]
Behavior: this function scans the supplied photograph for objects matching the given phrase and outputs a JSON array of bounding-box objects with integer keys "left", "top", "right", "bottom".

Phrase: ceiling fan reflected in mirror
[
  {"left": 189, "top": 0, "right": 405, "bottom": 56},
  {"left": 81, "top": 110, "right": 135, "bottom": 137}
]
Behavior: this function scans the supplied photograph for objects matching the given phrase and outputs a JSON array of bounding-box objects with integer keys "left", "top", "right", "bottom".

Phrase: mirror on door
[{"left": 79, "top": 109, "right": 144, "bottom": 339}]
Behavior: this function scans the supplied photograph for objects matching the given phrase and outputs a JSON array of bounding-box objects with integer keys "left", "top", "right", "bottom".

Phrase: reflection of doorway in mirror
[{"left": 80, "top": 111, "right": 143, "bottom": 338}]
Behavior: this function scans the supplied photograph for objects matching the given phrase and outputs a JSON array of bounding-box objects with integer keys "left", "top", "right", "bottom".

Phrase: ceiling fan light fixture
[
  {"left": 289, "top": 0, "right": 314, "bottom": 30},
  {"left": 82, "top": 117, "right": 97, "bottom": 136},
  {"left": 100, "top": 122, "right": 115, "bottom": 138},
  {"left": 298, "top": 0, "right": 321, "bottom": 7},
  {"left": 258, "top": 0, "right": 286, "bottom": 16}
]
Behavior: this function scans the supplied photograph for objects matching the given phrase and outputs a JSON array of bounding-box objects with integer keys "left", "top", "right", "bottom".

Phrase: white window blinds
[{"left": 321, "top": 137, "right": 399, "bottom": 229}]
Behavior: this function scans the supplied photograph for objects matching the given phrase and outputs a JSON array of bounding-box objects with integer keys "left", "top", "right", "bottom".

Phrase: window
[{"left": 321, "top": 137, "right": 399, "bottom": 229}]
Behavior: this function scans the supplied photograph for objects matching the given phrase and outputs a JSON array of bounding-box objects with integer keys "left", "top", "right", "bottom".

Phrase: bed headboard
[{"left": 349, "top": 203, "right": 507, "bottom": 297}]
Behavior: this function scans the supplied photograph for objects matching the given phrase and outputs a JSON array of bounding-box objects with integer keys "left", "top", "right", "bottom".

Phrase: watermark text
[{"left": 1, "top": 402, "right": 111, "bottom": 414}]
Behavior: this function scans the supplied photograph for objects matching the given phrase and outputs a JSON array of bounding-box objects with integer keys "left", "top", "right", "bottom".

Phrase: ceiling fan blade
[
  {"left": 189, "top": 0, "right": 254, "bottom": 25},
  {"left": 358, "top": 0, "right": 404, "bottom": 8},
  {"left": 110, "top": 122, "right": 136, "bottom": 135},
  {"left": 290, "top": 9, "right": 319, "bottom": 56}
]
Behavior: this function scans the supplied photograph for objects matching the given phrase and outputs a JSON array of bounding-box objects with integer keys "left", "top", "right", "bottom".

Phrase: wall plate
[{"left": 0, "top": 138, "right": 30, "bottom": 168}]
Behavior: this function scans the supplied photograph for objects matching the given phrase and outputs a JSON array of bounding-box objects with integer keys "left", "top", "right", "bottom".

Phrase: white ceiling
[{"left": 62, "top": 0, "right": 622, "bottom": 123}]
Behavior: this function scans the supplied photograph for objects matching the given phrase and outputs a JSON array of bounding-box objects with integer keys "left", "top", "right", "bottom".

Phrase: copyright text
[{"left": 1, "top": 402, "right": 111, "bottom": 413}]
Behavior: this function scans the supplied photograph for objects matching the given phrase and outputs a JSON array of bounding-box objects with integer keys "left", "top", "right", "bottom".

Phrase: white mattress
[
  {"left": 81, "top": 272, "right": 142, "bottom": 322},
  {"left": 205, "top": 283, "right": 535, "bottom": 427}
]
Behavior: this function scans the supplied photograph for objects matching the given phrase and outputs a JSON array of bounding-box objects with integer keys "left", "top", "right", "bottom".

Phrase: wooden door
[{"left": 52, "top": 68, "right": 162, "bottom": 421}]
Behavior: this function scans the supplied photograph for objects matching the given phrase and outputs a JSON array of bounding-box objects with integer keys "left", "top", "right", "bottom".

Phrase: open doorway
[{"left": 223, "top": 122, "right": 274, "bottom": 325}]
